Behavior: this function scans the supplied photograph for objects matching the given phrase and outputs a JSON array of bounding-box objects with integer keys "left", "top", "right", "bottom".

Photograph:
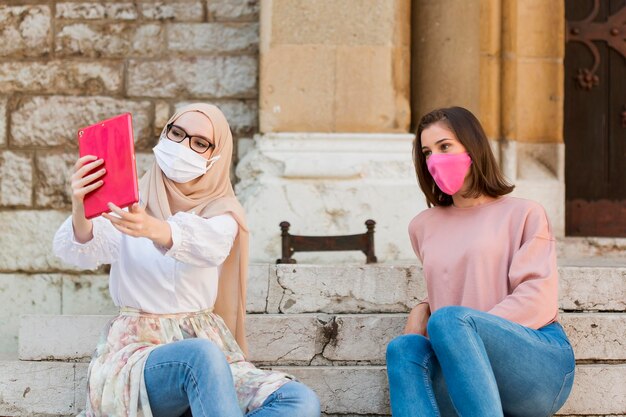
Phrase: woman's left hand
[{"left": 103, "top": 203, "right": 173, "bottom": 249}]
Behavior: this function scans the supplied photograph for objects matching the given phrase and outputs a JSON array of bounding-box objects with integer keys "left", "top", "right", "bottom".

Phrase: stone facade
[
  {"left": 0, "top": 1, "right": 259, "bottom": 355},
  {"left": 0, "top": 0, "right": 259, "bottom": 210}
]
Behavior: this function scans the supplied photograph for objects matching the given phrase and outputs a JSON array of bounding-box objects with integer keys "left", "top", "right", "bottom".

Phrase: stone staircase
[{"left": 1, "top": 259, "right": 625, "bottom": 416}]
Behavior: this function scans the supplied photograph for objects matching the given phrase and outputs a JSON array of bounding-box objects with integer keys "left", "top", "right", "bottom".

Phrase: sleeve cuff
[
  {"left": 70, "top": 218, "right": 100, "bottom": 248},
  {"left": 161, "top": 218, "right": 182, "bottom": 257}
]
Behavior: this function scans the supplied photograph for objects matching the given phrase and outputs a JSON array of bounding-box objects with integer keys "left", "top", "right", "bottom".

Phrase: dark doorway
[{"left": 564, "top": 0, "right": 626, "bottom": 237}]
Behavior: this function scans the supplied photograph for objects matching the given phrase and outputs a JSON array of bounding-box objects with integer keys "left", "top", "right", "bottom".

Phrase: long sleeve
[
  {"left": 487, "top": 207, "right": 559, "bottom": 329},
  {"left": 408, "top": 216, "right": 429, "bottom": 305},
  {"left": 162, "top": 212, "right": 238, "bottom": 268},
  {"left": 52, "top": 215, "right": 122, "bottom": 270}
]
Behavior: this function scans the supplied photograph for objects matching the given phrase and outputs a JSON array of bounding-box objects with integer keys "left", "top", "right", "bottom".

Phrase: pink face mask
[{"left": 426, "top": 152, "right": 472, "bottom": 195}]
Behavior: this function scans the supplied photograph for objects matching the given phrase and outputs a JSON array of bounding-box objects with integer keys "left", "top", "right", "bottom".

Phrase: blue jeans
[
  {"left": 386, "top": 306, "right": 575, "bottom": 417},
  {"left": 144, "top": 339, "right": 321, "bottom": 417}
]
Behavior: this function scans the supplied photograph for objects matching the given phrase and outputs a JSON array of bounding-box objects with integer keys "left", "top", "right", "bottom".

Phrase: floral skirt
[{"left": 79, "top": 307, "right": 292, "bottom": 417}]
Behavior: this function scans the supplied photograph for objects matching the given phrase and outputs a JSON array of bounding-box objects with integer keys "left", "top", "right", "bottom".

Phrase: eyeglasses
[{"left": 165, "top": 123, "right": 214, "bottom": 154}]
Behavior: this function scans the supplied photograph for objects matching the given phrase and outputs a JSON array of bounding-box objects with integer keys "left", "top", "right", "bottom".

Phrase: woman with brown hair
[
  {"left": 53, "top": 103, "right": 321, "bottom": 417},
  {"left": 386, "top": 107, "right": 575, "bottom": 416}
]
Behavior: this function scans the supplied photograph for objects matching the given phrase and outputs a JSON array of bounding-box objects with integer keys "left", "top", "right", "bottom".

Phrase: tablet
[{"left": 78, "top": 113, "right": 139, "bottom": 219}]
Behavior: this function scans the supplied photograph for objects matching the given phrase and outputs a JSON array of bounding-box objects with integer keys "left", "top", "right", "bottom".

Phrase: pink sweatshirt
[{"left": 408, "top": 196, "right": 558, "bottom": 330}]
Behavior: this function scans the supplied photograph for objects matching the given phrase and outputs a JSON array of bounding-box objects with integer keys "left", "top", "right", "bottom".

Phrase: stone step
[
  {"left": 262, "top": 263, "right": 626, "bottom": 314},
  {"left": 0, "top": 361, "right": 623, "bottom": 416},
  {"left": 19, "top": 313, "right": 626, "bottom": 364},
  {"left": 2, "top": 263, "right": 625, "bottom": 355},
  {"left": 557, "top": 236, "right": 626, "bottom": 260}
]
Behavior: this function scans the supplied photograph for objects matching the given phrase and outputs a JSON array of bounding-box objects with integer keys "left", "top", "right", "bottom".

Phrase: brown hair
[{"left": 414, "top": 106, "right": 514, "bottom": 207}]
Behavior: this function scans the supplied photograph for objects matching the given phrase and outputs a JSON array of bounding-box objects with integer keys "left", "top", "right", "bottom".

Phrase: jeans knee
[
  {"left": 282, "top": 382, "right": 321, "bottom": 417},
  {"left": 181, "top": 339, "right": 227, "bottom": 369},
  {"left": 386, "top": 334, "right": 431, "bottom": 370},
  {"left": 427, "top": 306, "right": 473, "bottom": 340}
]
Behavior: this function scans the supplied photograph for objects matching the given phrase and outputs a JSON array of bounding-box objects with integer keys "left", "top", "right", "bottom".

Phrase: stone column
[
  {"left": 237, "top": 0, "right": 416, "bottom": 262},
  {"left": 411, "top": 0, "right": 500, "bottom": 145},
  {"left": 411, "top": 0, "right": 482, "bottom": 123},
  {"left": 501, "top": 0, "right": 566, "bottom": 236}
]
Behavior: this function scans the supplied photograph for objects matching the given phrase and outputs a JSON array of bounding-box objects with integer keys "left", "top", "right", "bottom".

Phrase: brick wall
[{"left": 0, "top": 0, "right": 259, "bottom": 354}]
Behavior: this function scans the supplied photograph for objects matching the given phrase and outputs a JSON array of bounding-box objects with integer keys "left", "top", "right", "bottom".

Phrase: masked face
[
  {"left": 426, "top": 152, "right": 472, "bottom": 195},
  {"left": 420, "top": 122, "right": 472, "bottom": 195},
  {"left": 153, "top": 135, "right": 221, "bottom": 183}
]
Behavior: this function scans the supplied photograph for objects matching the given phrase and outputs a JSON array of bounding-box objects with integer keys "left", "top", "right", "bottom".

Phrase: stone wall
[
  {"left": 0, "top": 0, "right": 259, "bottom": 354},
  {"left": 259, "top": 0, "right": 411, "bottom": 133}
]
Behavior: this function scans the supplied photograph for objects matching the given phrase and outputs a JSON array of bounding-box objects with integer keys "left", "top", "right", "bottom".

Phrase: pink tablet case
[{"left": 78, "top": 113, "right": 139, "bottom": 219}]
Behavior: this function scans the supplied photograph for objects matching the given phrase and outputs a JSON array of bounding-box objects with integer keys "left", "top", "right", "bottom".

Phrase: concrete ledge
[
  {"left": 1, "top": 361, "right": 623, "bottom": 415},
  {"left": 19, "top": 313, "right": 626, "bottom": 364}
]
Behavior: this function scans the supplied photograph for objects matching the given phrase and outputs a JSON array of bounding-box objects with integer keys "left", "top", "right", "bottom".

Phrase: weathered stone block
[
  {"left": 247, "top": 314, "right": 328, "bottom": 364},
  {"left": 0, "top": 5, "right": 51, "bottom": 58},
  {"left": 558, "top": 237, "right": 626, "bottom": 260},
  {"left": 559, "top": 266, "right": 626, "bottom": 311},
  {"left": 176, "top": 99, "right": 258, "bottom": 135},
  {"left": 275, "top": 366, "right": 390, "bottom": 414},
  {"left": 208, "top": 0, "right": 259, "bottom": 21},
  {"left": 56, "top": 2, "right": 105, "bottom": 19},
  {"left": 0, "top": 61, "right": 122, "bottom": 95},
  {"left": 55, "top": 23, "right": 163, "bottom": 57},
  {"left": 0, "top": 97, "right": 7, "bottom": 146},
  {"left": 335, "top": 45, "right": 409, "bottom": 132},
  {"left": 260, "top": 45, "right": 336, "bottom": 132},
  {"left": 11, "top": 96, "right": 152, "bottom": 148},
  {"left": 0, "top": 361, "right": 85, "bottom": 416},
  {"left": 140, "top": 2, "right": 204, "bottom": 21},
  {"left": 127, "top": 56, "right": 257, "bottom": 98},
  {"left": 515, "top": 0, "right": 564, "bottom": 58},
  {"left": 561, "top": 313, "right": 626, "bottom": 360},
  {"left": 0, "top": 211, "right": 75, "bottom": 271},
  {"left": 62, "top": 275, "right": 117, "bottom": 315},
  {"left": 19, "top": 315, "right": 110, "bottom": 361},
  {"left": 271, "top": 265, "right": 425, "bottom": 314},
  {"left": 479, "top": 55, "right": 501, "bottom": 140},
  {"left": 56, "top": 2, "right": 138, "bottom": 20},
  {"left": 479, "top": 0, "right": 501, "bottom": 56},
  {"left": 35, "top": 153, "right": 75, "bottom": 209},
  {"left": 0, "top": 274, "right": 62, "bottom": 354},
  {"left": 168, "top": 23, "right": 258, "bottom": 53},
  {"left": 247, "top": 263, "right": 270, "bottom": 313},
  {"left": 154, "top": 101, "right": 171, "bottom": 135},
  {"left": 411, "top": 0, "right": 481, "bottom": 122},
  {"left": 323, "top": 314, "right": 405, "bottom": 362},
  {"left": 0, "top": 151, "right": 32, "bottom": 206},
  {"left": 268, "top": 0, "right": 394, "bottom": 46},
  {"left": 558, "top": 364, "right": 626, "bottom": 414},
  {"left": 511, "top": 59, "right": 563, "bottom": 143}
]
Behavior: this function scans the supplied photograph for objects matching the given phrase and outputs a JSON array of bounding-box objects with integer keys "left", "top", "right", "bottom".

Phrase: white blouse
[{"left": 53, "top": 211, "right": 239, "bottom": 314}]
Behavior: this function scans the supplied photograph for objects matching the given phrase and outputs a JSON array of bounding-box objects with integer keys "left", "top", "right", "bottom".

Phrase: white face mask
[{"left": 153, "top": 136, "right": 221, "bottom": 183}]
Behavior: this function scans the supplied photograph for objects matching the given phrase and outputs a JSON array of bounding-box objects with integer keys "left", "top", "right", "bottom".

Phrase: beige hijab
[{"left": 139, "top": 103, "right": 249, "bottom": 356}]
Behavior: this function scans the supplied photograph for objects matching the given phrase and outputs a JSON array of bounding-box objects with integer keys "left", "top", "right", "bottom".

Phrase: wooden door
[{"left": 564, "top": 0, "right": 626, "bottom": 237}]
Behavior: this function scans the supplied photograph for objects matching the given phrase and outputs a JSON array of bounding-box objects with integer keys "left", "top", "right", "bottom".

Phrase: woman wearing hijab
[{"left": 53, "top": 104, "right": 321, "bottom": 417}]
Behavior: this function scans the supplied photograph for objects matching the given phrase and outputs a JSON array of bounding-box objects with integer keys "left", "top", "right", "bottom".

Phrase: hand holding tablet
[{"left": 77, "top": 113, "right": 139, "bottom": 219}]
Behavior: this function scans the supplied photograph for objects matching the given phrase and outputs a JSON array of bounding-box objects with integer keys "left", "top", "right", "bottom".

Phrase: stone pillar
[
  {"left": 238, "top": 0, "right": 416, "bottom": 263},
  {"left": 411, "top": 0, "right": 482, "bottom": 123},
  {"left": 259, "top": 0, "right": 410, "bottom": 133},
  {"left": 411, "top": 0, "right": 501, "bottom": 158},
  {"left": 501, "top": 0, "right": 566, "bottom": 236}
]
